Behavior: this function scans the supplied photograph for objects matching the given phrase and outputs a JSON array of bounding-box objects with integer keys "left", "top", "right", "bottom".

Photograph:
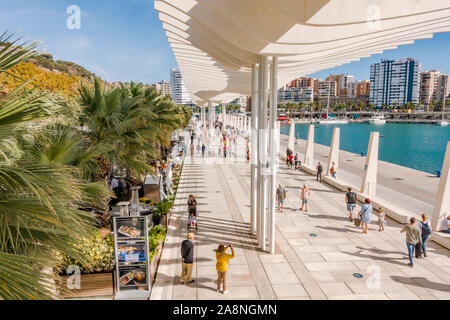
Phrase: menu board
[
  {"left": 113, "top": 216, "right": 150, "bottom": 295},
  {"left": 117, "top": 242, "right": 146, "bottom": 265},
  {"left": 116, "top": 217, "right": 145, "bottom": 239}
]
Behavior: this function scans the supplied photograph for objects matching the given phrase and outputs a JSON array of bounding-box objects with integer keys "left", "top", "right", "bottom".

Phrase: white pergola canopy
[{"left": 156, "top": 0, "right": 450, "bottom": 105}]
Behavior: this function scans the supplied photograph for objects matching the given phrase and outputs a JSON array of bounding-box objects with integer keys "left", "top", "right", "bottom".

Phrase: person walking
[
  {"left": 358, "top": 198, "right": 373, "bottom": 234},
  {"left": 215, "top": 244, "right": 235, "bottom": 294},
  {"left": 294, "top": 154, "right": 299, "bottom": 169},
  {"left": 419, "top": 214, "right": 432, "bottom": 257},
  {"left": 330, "top": 161, "right": 337, "bottom": 179},
  {"left": 316, "top": 162, "right": 323, "bottom": 182},
  {"left": 276, "top": 184, "right": 287, "bottom": 212},
  {"left": 400, "top": 217, "right": 422, "bottom": 267},
  {"left": 345, "top": 187, "right": 357, "bottom": 221},
  {"left": 180, "top": 232, "right": 195, "bottom": 284},
  {"left": 377, "top": 207, "right": 386, "bottom": 231},
  {"left": 300, "top": 184, "right": 311, "bottom": 212},
  {"left": 201, "top": 144, "right": 206, "bottom": 158}
]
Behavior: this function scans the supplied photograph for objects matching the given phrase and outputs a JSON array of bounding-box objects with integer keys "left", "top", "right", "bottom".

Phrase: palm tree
[{"left": 0, "top": 33, "right": 107, "bottom": 299}]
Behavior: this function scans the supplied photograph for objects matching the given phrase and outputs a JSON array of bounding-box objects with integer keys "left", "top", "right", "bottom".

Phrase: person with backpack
[
  {"left": 276, "top": 184, "right": 287, "bottom": 212},
  {"left": 345, "top": 187, "right": 357, "bottom": 221},
  {"left": 400, "top": 217, "right": 422, "bottom": 267},
  {"left": 316, "top": 162, "right": 323, "bottom": 182},
  {"left": 419, "top": 213, "right": 432, "bottom": 257}
]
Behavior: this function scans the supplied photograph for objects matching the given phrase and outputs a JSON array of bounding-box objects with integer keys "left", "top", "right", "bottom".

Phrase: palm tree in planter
[{"left": 0, "top": 33, "right": 107, "bottom": 299}]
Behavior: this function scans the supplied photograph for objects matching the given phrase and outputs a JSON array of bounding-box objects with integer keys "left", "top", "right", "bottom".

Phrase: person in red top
[{"left": 288, "top": 154, "right": 294, "bottom": 169}]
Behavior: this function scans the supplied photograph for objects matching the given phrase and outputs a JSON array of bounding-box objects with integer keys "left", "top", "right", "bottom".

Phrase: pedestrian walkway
[{"left": 151, "top": 129, "right": 450, "bottom": 300}]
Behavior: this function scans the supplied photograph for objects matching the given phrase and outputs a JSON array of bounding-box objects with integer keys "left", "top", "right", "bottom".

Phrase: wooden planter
[
  {"left": 149, "top": 242, "right": 164, "bottom": 285},
  {"left": 57, "top": 272, "right": 114, "bottom": 299}
]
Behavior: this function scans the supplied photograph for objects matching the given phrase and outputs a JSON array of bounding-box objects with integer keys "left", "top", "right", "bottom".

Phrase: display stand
[{"left": 113, "top": 216, "right": 150, "bottom": 300}]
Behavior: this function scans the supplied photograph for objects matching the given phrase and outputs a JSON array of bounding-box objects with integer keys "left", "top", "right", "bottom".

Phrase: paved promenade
[
  {"left": 280, "top": 134, "right": 439, "bottom": 217},
  {"left": 150, "top": 132, "right": 450, "bottom": 300}
]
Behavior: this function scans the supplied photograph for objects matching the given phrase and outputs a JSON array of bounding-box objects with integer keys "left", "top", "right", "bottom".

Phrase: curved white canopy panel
[{"left": 155, "top": 0, "right": 450, "bottom": 104}]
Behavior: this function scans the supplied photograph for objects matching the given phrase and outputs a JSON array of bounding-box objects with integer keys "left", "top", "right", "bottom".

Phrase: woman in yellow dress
[{"left": 215, "top": 244, "right": 235, "bottom": 294}]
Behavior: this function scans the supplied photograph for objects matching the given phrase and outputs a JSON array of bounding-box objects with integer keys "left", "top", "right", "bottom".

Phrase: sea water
[{"left": 280, "top": 123, "right": 450, "bottom": 174}]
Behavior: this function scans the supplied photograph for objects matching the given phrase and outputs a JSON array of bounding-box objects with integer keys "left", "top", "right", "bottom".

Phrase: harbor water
[{"left": 280, "top": 123, "right": 450, "bottom": 174}]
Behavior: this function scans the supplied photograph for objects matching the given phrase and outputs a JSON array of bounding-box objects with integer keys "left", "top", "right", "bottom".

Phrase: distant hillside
[
  {"left": 31, "top": 54, "right": 96, "bottom": 80},
  {"left": 0, "top": 53, "right": 99, "bottom": 98}
]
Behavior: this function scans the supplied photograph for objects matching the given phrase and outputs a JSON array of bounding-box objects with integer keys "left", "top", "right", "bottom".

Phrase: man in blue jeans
[{"left": 400, "top": 217, "right": 421, "bottom": 267}]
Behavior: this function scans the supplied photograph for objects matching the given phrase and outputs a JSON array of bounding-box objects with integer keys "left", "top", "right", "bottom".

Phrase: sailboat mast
[{"left": 327, "top": 80, "right": 331, "bottom": 119}]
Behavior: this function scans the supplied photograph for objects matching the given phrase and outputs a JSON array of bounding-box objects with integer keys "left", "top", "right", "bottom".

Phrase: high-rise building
[
  {"left": 326, "top": 74, "right": 354, "bottom": 96},
  {"left": 318, "top": 80, "right": 337, "bottom": 99},
  {"left": 419, "top": 71, "right": 450, "bottom": 105},
  {"left": 369, "top": 58, "right": 421, "bottom": 108},
  {"left": 436, "top": 74, "right": 450, "bottom": 104},
  {"left": 152, "top": 80, "right": 171, "bottom": 97},
  {"left": 356, "top": 80, "right": 371, "bottom": 96},
  {"left": 278, "top": 86, "right": 314, "bottom": 104},
  {"left": 227, "top": 95, "right": 247, "bottom": 112},
  {"left": 170, "top": 69, "right": 192, "bottom": 105}
]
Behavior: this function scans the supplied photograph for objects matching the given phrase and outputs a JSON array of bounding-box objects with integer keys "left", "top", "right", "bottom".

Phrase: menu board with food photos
[{"left": 113, "top": 216, "right": 150, "bottom": 298}]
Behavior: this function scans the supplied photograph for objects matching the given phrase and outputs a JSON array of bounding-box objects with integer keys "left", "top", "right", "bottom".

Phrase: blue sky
[{"left": 1, "top": 0, "right": 449, "bottom": 84}]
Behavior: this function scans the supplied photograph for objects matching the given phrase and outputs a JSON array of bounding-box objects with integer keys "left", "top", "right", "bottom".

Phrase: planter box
[
  {"left": 149, "top": 242, "right": 164, "bottom": 285},
  {"left": 58, "top": 272, "right": 114, "bottom": 299}
]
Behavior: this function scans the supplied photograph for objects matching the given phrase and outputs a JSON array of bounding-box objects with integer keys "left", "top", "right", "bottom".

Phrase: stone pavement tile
[
  {"left": 293, "top": 245, "right": 337, "bottom": 253},
  {"left": 263, "top": 263, "right": 295, "bottom": 275},
  {"left": 308, "top": 237, "right": 349, "bottom": 245},
  {"left": 197, "top": 265, "right": 219, "bottom": 276},
  {"left": 318, "top": 282, "right": 352, "bottom": 297},
  {"left": 295, "top": 252, "right": 326, "bottom": 263},
  {"left": 286, "top": 238, "right": 310, "bottom": 246},
  {"left": 227, "top": 274, "right": 256, "bottom": 287},
  {"left": 266, "top": 271, "right": 301, "bottom": 285},
  {"left": 258, "top": 254, "right": 288, "bottom": 264},
  {"left": 328, "top": 293, "right": 389, "bottom": 300},
  {"left": 321, "top": 252, "right": 371, "bottom": 262},
  {"left": 172, "top": 283, "right": 197, "bottom": 300},
  {"left": 429, "top": 289, "right": 450, "bottom": 300},
  {"left": 228, "top": 264, "right": 251, "bottom": 275},
  {"left": 272, "top": 284, "right": 308, "bottom": 299},
  {"left": 386, "top": 291, "right": 420, "bottom": 300},
  {"left": 426, "top": 257, "right": 450, "bottom": 267},
  {"left": 310, "top": 271, "right": 336, "bottom": 282},
  {"left": 278, "top": 297, "right": 311, "bottom": 300},
  {"left": 202, "top": 285, "right": 261, "bottom": 300},
  {"left": 305, "top": 261, "right": 356, "bottom": 272},
  {"left": 345, "top": 280, "right": 409, "bottom": 294}
]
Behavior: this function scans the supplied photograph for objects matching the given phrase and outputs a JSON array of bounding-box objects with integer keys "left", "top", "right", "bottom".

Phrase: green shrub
[
  {"left": 56, "top": 230, "right": 114, "bottom": 274},
  {"left": 148, "top": 225, "right": 167, "bottom": 262}
]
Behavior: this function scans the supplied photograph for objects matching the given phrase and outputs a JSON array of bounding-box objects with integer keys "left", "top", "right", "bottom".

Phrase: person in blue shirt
[{"left": 358, "top": 198, "right": 373, "bottom": 234}]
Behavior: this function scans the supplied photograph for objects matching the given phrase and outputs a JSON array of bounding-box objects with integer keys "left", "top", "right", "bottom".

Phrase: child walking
[{"left": 377, "top": 207, "right": 386, "bottom": 231}]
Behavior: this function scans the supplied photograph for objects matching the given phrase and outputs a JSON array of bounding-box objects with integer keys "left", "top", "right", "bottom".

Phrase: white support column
[
  {"left": 288, "top": 122, "right": 295, "bottom": 151},
  {"left": 251, "top": 63, "right": 259, "bottom": 235},
  {"left": 258, "top": 55, "right": 269, "bottom": 251},
  {"left": 269, "top": 56, "right": 278, "bottom": 254},
  {"left": 326, "top": 127, "right": 340, "bottom": 177},
  {"left": 304, "top": 125, "right": 315, "bottom": 168},
  {"left": 431, "top": 141, "right": 450, "bottom": 231},
  {"left": 360, "top": 132, "right": 379, "bottom": 197}
]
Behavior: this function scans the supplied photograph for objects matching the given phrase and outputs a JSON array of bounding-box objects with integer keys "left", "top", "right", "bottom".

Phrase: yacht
[
  {"left": 319, "top": 118, "right": 349, "bottom": 124},
  {"left": 437, "top": 120, "right": 448, "bottom": 126},
  {"left": 367, "top": 113, "right": 387, "bottom": 124}
]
